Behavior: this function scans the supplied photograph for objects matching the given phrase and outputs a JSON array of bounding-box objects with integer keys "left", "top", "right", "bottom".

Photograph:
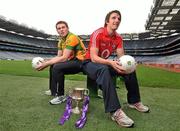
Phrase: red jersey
[{"left": 85, "top": 27, "right": 123, "bottom": 59}]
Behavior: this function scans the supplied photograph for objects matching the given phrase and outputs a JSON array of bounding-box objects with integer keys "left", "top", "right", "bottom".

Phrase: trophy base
[{"left": 71, "top": 107, "right": 81, "bottom": 114}]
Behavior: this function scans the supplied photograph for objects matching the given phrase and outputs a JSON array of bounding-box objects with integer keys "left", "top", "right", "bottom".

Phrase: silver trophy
[{"left": 69, "top": 88, "right": 89, "bottom": 114}]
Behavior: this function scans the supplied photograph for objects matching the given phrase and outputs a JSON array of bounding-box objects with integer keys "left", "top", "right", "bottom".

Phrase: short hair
[
  {"left": 55, "top": 21, "right": 69, "bottom": 29},
  {"left": 104, "top": 10, "right": 121, "bottom": 27}
]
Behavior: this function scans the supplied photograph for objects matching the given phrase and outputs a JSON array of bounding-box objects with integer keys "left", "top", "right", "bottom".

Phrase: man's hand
[
  {"left": 36, "top": 61, "right": 49, "bottom": 71},
  {"left": 110, "top": 60, "right": 126, "bottom": 74}
]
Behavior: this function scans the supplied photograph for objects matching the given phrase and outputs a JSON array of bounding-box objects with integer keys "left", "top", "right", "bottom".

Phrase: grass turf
[
  {"left": 0, "top": 74, "right": 180, "bottom": 131},
  {"left": 0, "top": 60, "right": 180, "bottom": 131},
  {"left": 0, "top": 60, "right": 180, "bottom": 88}
]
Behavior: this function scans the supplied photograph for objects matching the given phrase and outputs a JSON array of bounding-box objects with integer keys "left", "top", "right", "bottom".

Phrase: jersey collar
[{"left": 103, "top": 27, "right": 117, "bottom": 39}]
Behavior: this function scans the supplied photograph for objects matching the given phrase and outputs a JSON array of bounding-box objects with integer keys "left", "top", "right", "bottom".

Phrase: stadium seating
[{"left": 1, "top": 29, "right": 180, "bottom": 64}]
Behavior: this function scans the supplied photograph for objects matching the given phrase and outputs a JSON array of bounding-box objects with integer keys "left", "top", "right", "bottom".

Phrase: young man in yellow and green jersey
[
  {"left": 36, "top": 21, "right": 86, "bottom": 104},
  {"left": 58, "top": 32, "right": 86, "bottom": 61}
]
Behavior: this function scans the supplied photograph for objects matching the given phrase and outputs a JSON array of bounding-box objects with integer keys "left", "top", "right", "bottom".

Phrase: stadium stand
[
  {"left": 0, "top": 15, "right": 52, "bottom": 38},
  {"left": 145, "top": 0, "right": 180, "bottom": 37},
  {"left": 0, "top": 0, "right": 180, "bottom": 72},
  {"left": 0, "top": 29, "right": 57, "bottom": 60}
]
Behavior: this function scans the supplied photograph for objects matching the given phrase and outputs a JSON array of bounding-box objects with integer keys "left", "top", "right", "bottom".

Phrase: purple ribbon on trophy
[
  {"left": 59, "top": 95, "right": 90, "bottom": 128},
  {"left": 59, "top": 96, "right": 72, "bottom": 125},
  {"left": 75, "top": 95, "right": 90, "bottom": 128}
]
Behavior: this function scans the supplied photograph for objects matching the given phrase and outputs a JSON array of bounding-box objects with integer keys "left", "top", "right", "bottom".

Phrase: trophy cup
[{"left": 69, "top": 88, "right": 89, "bottom": 114}]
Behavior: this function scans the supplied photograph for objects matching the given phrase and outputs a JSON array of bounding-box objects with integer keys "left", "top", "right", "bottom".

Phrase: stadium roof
[
  {"left": 145, "top": 0, "right": 180, "bottom": 37},
  {"left": 0, "top": 16, "right": 52, "bottom": 38},
  {"left": 1, "top": 0, "right": 180, "bottom": 40}
]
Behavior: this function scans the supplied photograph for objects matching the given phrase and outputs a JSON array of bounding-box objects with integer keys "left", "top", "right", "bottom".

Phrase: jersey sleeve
[
  {"left": 90, "top": 30, "right": 101, "bottom": 49},
  {"left": 116, "top": 36, "right": 123, "bottom": 49},
  {"left": 57, "top": 40, "right": 62, "bottom": 50},
  {"left": 65, "top": 35, "right": 79, "bottom": 50}
]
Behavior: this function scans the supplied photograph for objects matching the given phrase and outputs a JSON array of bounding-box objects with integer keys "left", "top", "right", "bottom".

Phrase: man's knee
[
  {"left": 53, "top": 63, "right": 64, "bottom": 71},
  {"left": 98, "top": 65, "right": 111, "bottom": 75},
  {"left": 52, "top": 64, "right": 64, "bottom": 76},
  {"left": 100, "top": 65, "right": 109, "bottom": 70}
]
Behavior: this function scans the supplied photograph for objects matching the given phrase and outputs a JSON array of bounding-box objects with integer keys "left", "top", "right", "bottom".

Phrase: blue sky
[{"left": 0, "top": 0, "right": 153, "bottom": 35}]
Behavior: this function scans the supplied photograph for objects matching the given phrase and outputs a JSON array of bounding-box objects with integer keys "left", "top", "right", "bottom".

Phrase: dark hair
[
  {"left": 104, "top": 10, "right": 121, "bottom": 27},
  {"left": 56, "top": 21, "right": 69, "bottom": 29}
]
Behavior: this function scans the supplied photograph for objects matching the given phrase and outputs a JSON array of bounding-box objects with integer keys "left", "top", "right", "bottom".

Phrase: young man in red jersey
[{"left": 83, "top": 10, "right": 149, "bottom": 128}]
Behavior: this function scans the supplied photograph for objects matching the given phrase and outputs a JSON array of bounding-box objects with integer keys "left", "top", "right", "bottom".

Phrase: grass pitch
[{"left": 0, "top": 60, "right": 180, "bottom": 131}]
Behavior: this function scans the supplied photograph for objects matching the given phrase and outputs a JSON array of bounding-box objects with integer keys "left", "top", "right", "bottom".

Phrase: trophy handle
[
  {"left": 69, "top": 89, "right": 74, "bottom": 98},
  {"left": 84, "top": 89, "right": 89, "bottom": 96}
]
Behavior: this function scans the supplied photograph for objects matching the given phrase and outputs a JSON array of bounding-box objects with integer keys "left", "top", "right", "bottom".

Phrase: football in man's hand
[
  {"left": 119, "top": 55, "right": 136, "bottom": 74},
  {"left": 32, "top": 57, "right": 44, "bottom": 69}
]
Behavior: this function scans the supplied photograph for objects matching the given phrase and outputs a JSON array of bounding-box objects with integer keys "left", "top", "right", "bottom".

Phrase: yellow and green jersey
[{"left": 57, "top": 32, "right": 86, "bottom": 61}]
